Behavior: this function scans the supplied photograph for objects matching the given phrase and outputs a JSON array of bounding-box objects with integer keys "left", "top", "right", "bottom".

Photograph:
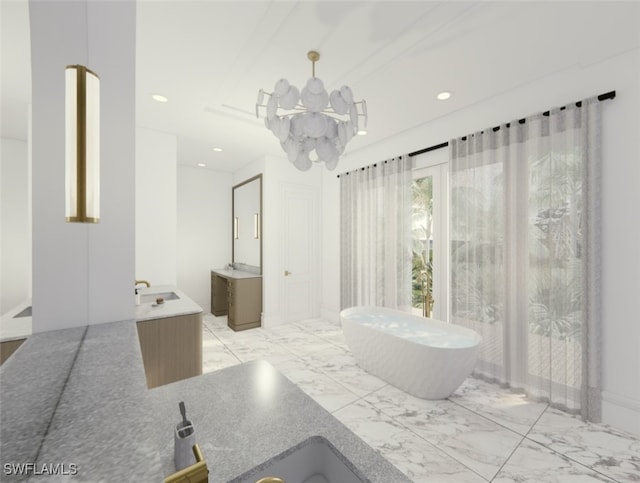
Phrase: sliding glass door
[{"left": 412, "top": 162, "right": 448, "bottom": 321}]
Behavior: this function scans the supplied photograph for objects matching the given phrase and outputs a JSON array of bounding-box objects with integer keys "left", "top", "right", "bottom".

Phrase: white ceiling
[{"left": 2, "top": 1, "right": 639, "bottom": 172}]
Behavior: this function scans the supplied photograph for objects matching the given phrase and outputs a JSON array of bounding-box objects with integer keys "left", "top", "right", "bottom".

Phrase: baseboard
[
  {"left": 261, "top": 312, "right": 282, "bottom": 329},
  {"left": 602, "top": 390, "right": 640, "bottom": 437},
  {"left": 320, "top": 307, "right": 340, "bottom": 324}
]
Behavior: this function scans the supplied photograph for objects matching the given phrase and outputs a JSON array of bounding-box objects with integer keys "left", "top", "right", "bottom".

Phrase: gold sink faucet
[
  {"left": 135, "top": 280, "right": 151, "bottom": 288},
  {"left": 164, "top": 444, "right": 209, "bottom": 483}
]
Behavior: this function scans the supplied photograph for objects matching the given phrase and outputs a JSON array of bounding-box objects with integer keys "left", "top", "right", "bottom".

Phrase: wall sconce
[
  {"left": 253, "top": 213, "right": 260, "bottom": 239},
  {"left": 65, "top": 64, "right": 100, "bottom": 223},
  {"left": 234, "top": 217, "right": 239, "bottom": 239}
]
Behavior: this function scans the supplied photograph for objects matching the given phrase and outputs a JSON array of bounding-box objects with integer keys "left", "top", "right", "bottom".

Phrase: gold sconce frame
[{"left": 65, "top": 64, "right": 100, "bottom": 223}]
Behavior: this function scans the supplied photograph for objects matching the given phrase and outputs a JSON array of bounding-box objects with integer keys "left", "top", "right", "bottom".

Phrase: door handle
[{"left": 284, "top": 270, "right": 291, "bottom": 276}]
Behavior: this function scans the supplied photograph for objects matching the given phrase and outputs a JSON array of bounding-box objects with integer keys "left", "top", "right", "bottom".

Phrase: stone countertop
[
  {"left": 0, "top": 326, "right": 86, "bottom": 470},
  {"left": 211, "top": 268, "right": 262, "bottom": 280},
  {"left": 0, "top": 299, "right": 32, "bottom": 343},
  {"left": 135, "top": 285, "right": 203, "bottom": 322},
  {"left": 0, "top": 283, "right": 203, "bottom": 342},
  {"left": 0, "top": 320, "right": 410, "bottom": 482}
]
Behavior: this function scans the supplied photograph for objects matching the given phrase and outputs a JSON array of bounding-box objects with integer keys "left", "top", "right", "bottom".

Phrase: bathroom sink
[
  {"left": 231, "top": 436, "right": 366, "bottom": 483},
  {"left": 140, "top": 291, "right": 180, "bottom": 304}
]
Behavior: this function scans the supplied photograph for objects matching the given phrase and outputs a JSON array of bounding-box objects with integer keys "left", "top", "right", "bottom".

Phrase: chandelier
[{"left": 256, "top": 51, "right": 367, "bottom": 171}]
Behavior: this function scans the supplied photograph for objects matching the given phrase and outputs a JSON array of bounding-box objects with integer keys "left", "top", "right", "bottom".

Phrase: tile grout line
[
  {"left": 447, "top": 394, "right": 536, "bottom": 437},
  {"left": 204, "top": 319, "right": 243, "bottom": 365},
  {"left": 519, "top": 437, "right": 622, "bottom": 483},
  {"left": 356, "top": 388, "right": 490, "bottom": 482},
  {"left": 518, "top": 405, "right": 623, "bottom": 483},
  {"left": 436, "top": 396, "right": 537, "bottom": 481}
]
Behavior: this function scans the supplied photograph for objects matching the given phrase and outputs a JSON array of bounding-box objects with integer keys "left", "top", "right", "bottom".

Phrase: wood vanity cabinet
[
  {"left": 227, "top": 278, "right": 262, "bottom": 331},
  {"left": 211, "top": 271, "right": 262, "bottom": 331},
  {"left": 211, "top": 273, "right": 229, "bottom": 316},
  {"left": 136, "top": 312, "right": 202, "bottom": 389}
]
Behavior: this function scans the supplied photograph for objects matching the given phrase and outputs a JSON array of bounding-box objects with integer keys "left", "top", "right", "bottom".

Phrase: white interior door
[{"left": 281, "top": 183, "right": 318, "bottom": 323}]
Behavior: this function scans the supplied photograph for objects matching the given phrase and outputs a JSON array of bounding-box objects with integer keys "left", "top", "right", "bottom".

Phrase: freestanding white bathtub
[{"left": 340, "top": 306, "right": 481, "bottom": 400}]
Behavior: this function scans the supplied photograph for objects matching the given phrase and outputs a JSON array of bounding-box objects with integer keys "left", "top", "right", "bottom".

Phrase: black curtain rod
[
  {"left": 406, "top": 90, "right": 616, "bottom": 157},
  {"left": 337, "top": 90, "right": 615, "bottom": 178}
]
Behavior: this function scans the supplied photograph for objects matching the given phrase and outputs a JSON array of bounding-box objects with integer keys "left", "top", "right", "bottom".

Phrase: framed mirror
[{"left": 232, "top": 174, "right": 262, "bottom": 274}]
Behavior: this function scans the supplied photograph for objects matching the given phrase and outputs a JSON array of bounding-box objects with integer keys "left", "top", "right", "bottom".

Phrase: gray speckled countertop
[{"left": 0, "top": 320, "right": 409, "bottom": 482}]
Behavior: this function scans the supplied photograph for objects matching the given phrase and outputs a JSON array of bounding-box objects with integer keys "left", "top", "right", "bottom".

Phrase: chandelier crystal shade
[
  {"left": 65, "top": 64, "right": 100, "bottom": 223},
  {"left": 256, "top": 51, "right": 367, "bottom": 171}
]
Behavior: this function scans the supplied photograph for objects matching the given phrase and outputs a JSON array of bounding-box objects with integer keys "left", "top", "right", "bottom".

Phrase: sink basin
[
  {"left": 139, "top": 291, "right": 180, "bottom": 304},
  {"left": 231, "top": 436, "right": 366, "bottom": 483}
]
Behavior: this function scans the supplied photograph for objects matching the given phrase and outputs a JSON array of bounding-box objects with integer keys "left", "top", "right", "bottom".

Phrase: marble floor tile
[
  {"left": 333, "top": 398, "right": 408, "bottom": 446},
  {"left": 294, "top": 318, "right": 342, "bottom": 336},
  {"left": 268, "top": 330, "right": 338, "bottom": 357},
  {"left": 270, "top": 358, "right": 360, "bottom": 413},
  {"left": 301, "top": 345, "right": 388, "bottom": 397},
  {"left": 450, "top": 377, "right": 548, "bottom": 435},
  {"left": 375, "top": 428, "right": 487, "bottom": 482},
  {"left": 213, "top": 326, "right": 269, "bottom": 346},
  {"left": 201, "top": 334, "right": 241, "bottom": 374},
  {"left": 200, "top": 319, "right": 640, "bottom": 483},
  {"left": 262, "top": 323, "right": 311, "bottom": 340},
  {"left": 528, "top": 408, "right": 640, "bottom": 482},
  {"left": 364, "top": 384, "right": 523, "bottom": 480},
  {"left": 313, "top": 331, "right": 350, "bottom": 350},
  {"left": 222, "top": 338, "right": 298, "bottom": 365},
  {"left": 202, "top": 348, "right": 241, "bottom": 374},
  {"left": 293, "top": 319, "right": 350, "bottom": 349},
  {"left": 202, "top": 314, "right": 229, "bottom": 332},
  {"left": 494, "top": 439, "right": 617, "bottom": 482}
]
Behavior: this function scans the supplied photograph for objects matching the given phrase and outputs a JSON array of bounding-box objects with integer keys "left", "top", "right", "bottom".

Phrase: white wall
[
  {"left": 177, "top": 165, "right": 232, "bottom": 312},
  {"left": 30, "top": 0, "right": 135, "bottom": 330},
  {"left": 1, "top": 138, "right": 30, "bottom": 315},
  {"left": 322, "top": 48, "right": 640, "bottom": 435},
  {"left": 136, "top": 127, "right": 177, "bottom": 286}
]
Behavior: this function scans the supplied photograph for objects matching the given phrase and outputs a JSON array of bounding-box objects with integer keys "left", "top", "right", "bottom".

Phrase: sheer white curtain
[
  {"left": 340, "top": 155, "right": 413, "bottom": 311},
  {"left": 450, "top": 97, "right": 602, "bottom": 421}
]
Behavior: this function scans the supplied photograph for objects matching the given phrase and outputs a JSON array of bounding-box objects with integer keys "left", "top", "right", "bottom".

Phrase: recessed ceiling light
[
  {"left": 197, "top": 163, "right": 206, "bottom": 167},
  {"left": 436, "top": 91, "right": 451, "bottom": 101},
  {"left": 357, "top": 130, "right": 368, "bottom": 136},
  {"left": 152, "top": 94, "right": 168, "bottom": 103},
  {"left": 212, "top": 147, "right": 223, "bottom": 152}
]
